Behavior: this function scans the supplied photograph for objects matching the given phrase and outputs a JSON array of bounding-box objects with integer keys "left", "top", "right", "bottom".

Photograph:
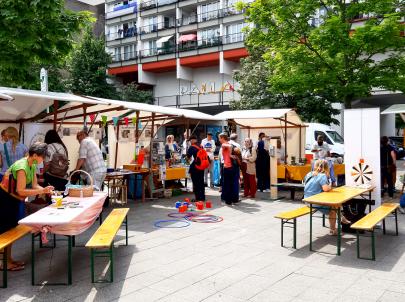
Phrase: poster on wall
[
  {"left": 119, "top": 128, "right": 133, "bottom": 143},
  {"left": 344, "top": 108, "right": 381, "bottom": 208},
  {"left": 23, "top": 123, "right": 53, "bottom": 147}
]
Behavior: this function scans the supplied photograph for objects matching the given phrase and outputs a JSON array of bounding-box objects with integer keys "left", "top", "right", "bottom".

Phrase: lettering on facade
[{"left": 180, "top": 81, "right": 234, "bottom": 95}]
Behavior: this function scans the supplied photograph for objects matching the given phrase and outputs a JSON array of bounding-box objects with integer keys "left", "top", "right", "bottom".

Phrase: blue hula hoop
[{"left": 154, "top": 219, "right": 191, "bottom": 228}]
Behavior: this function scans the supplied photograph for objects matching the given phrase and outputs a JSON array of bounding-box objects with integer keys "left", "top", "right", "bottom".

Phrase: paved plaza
[{"left": 2, "top": 187, "right": 405, "bottom": 302}]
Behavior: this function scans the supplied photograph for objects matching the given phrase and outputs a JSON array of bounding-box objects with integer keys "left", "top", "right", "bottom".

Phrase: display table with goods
[
  {"left": 277, "top": 163, "right": 345, "bottom": 181},
  {"left": 19, "top": 191, "right": 108, "bottom": 285}
]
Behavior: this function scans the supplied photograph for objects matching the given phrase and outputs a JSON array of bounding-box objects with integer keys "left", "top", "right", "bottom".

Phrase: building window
[
  {"left": 143, "top": 16, "right": 158, "bottom": 34},
  {"left": 226, "top": 23, "right": 245, "bottom": 43},
  {"left": 198, "top": 28, "right": 220, "bottom": 47},
  {"left": 123, "top": 44, "right": 136, "bottom": 60},
  {"left": 113, "top": 47, "right": 121, "bottom": 62},
  {"left": 143, "top": 40, "right": 157, "bottom": 57},
  {"left": 198, "top": 2, "right": 220, "bottom": 22}
]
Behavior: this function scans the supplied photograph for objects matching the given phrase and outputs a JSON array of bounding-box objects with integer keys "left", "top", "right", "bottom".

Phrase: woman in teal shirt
[
  {"left": 0, "top": 143, "right": 54, "bottom": 271},
  {"left": 304, "top": 159, "right": 350, "bottom": 235}
]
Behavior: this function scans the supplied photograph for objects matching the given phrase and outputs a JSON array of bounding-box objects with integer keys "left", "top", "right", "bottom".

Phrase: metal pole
[
  {"left": 284, "top": 113, "right": 288, "bottom": 164},
  {"left": 114, "top": 122, "right": 120, "bottom": 169},
  {"left": 149, "top": 113, "right": 155, "bottom": 168},
  {"left": 53, "top": 100, "right": 59, "bottom": 131}
]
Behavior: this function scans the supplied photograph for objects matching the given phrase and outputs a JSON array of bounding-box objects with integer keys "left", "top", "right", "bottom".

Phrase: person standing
[
  {"left": 181, "top": 130, "right": 189, "bottom": 159},
  {"left": 0, "top": 127, "right": 28, "bottom": 181},
  {"left": 219, "top": 133, "right": 241, "bottom": 205},
  {"left": 43, "top": 130, "right": 69, "bottom": 192},
  {"left": 256, "top": 132, "right": 270, "bottom": 192},
  {"left": 0, "top": 143, "right": 53, "bottom": 271},
  {"left": 0, "top": 129, "right": 7, "bottom": 144},
  {"left": 381, "top": 136, "right": 396, "bottom": 198},
  {"left": 242, "top": 138, "right": 257, "bottom": 198},
  {"left": 311, "top": 135, "right": 331, "bottom": 160},
  {"left": 74, "top": 130, "right": 106, "bottom": 190},
  {"left": 201, "top": 132, "right": 216, "bottom": 187},
  {"left": 276, "top": 139, "right": 286, "bottom": 164},
  {"left": 165, "top": 134, "right": 179, "bottom": 161},
  {"left": 186, "top": 135, "right": 206, "bottom": 201}
]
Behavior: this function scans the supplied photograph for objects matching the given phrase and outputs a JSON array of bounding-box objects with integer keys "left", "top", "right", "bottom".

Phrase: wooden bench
[
  {"left": 272, "top": 183, "right": 304, "bottom": 200},
  {"left": 275, "top": 206, "right": 312, "bottom": 249},
  {"left": 351, "top": 203, "right": 399, "bottom": 260},
  {"left": 85, "top": 208, "right": 129, "bottom": 283},
  {"left": 0, "top": 225, "right": 32, "bottom": 288}
]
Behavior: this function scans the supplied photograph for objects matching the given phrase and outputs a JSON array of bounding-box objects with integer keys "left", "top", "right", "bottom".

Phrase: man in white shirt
[
  {"left": 181, "top": 130, "right": 189, "bottom": 157},
  {"left": 311, "top": 135, "right": 331, "bottom": 160},
  {"left": 201, "top": 132, "right": 216, "bottom": 187},
  {"left": 74, "top": 131, "right": 106, "bottom": 190}
]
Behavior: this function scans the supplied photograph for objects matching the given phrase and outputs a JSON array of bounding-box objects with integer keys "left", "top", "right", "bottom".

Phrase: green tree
[
  {"left": 66, "top": 29, "right": 118, "bottom": 99},
  {"left": 232, "top": 47, "right": 340, "bottom": 124},
  {"left": 120, "top": 82, "right": 153, "bottom": 104},
  {"left": 0, "top": 0, "right": 91, "bottom": 88},
  {"left": 238, "top": 0, "right": 405, "bottom": 109}
]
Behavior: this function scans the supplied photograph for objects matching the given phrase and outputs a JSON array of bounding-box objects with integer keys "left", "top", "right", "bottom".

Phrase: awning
[
  {"left": 214, "top": 109, "right": 305, "bottom": 128},
  {"left": 0, "top": 87, "right": 107, "bottom": 122},
  {"left": 381, "top": 104, "right": 405, "bottom": 115},
  {"left": 177, "top": 34, "right": 197, "bottom": 43},
  {"left": 157, "top": 35, "right": 173, "bottom": 44}
]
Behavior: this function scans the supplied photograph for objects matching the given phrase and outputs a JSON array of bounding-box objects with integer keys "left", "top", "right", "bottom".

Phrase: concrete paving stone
[
  {"left": 202, "top": 292, "right": 246, "bottom": 302},
  {"left": 378, "top": 290, "right": 405, "bottom": 302},
  {"left": 168, "top": 278, "right": 219, "bottom": 302},
  {"left": 248, "top": 289, "right": 294, "bottom": 302},
  {"left": 298, "top": 287, "right": 340, "bottom": 302},
  {"left": 220, "top": 274, "right": 277, "bottom": 300},
  {"left": 114, "top": 287, "right": 167, "bottom": 302}
]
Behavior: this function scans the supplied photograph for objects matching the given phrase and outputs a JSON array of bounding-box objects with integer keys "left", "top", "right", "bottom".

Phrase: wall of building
[{"left": 65, "top": 0, "right": 105, "bottom": 37}]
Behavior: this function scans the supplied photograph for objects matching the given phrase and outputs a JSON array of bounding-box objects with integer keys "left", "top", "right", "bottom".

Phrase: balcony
[
  {"left": 106, "top": 27, "right": 137, "bottom": 41},
  {"left": 106, "top": 3, "right": 137, "bottom": 19},
  {"left": 140, "top": 21, "right": 176, "bottom": 35},
  {"left": 112, "top": 51, "right": 138, "bottom": 62},
  {"left": 140, "top": 0, "right": 177, "bottom": 11},
  {"left": 223, "top": 32, "right": 244, "bottom": 44},
  {"left": 178, "top": 36, "right": 222, "bottom": 51}
]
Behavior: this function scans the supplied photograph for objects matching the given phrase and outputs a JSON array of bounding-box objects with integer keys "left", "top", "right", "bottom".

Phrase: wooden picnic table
[
  {"left": 303, "top": 186, "right": 374, "bottom": 256},
  {"left": 19, "top": 192, "right": 108, "bottom": 285}
]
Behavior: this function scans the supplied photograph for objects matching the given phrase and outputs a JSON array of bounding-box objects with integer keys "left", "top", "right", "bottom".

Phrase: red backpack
[{"left": 193, "top": 145, "right": 210, "bottom": 170}]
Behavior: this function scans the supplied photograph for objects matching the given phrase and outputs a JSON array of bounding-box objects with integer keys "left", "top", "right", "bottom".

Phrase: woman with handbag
[
  {"left": 242, "top": 138, "right": 257, "bottom": 198},
  {"left": 0, "top": 142, "right": 54, "bottom": 271},
  {"left": 43, "top": 130, "right": 69, "bottom": 192}
]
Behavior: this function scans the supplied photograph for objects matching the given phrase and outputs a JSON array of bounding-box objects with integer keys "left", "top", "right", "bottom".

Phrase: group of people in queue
[
  {"left": 0, "top": 127, "right": 105, "bottom": 271},
  {"left": 185, "top": 131, "right": 285, "bottom": 205}
]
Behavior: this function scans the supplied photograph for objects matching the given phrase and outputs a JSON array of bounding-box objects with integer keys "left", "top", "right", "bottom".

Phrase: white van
[{"left": 305, "top": 123, "right": 344, "bottom": 157}]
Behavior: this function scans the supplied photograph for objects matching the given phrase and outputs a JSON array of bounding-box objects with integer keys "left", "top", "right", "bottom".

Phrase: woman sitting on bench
[
  {"left": 304, "top": 159, "right": 350, "bottom": 235},
  {"left": 0, "top": 143, "right": 54, "bottom": 271}
]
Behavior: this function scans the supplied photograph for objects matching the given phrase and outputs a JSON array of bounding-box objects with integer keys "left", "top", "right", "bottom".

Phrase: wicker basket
[{"left": 68, "top": 170, "right": 94, "bottom": 197}]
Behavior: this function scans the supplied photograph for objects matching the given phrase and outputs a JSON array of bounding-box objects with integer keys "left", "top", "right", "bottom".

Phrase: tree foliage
[
  {"left": 238, "top": 0, "right": 405, "bottom": 108},
  {"left": 66, "top": 29, "right": 118, "bottom": 99},
  {"left": 120, "top": 83, "right": 153, "bottom": 104},
  {"left": 0, "top": 0, "right": 92, "bottom": 88},
  {"left": 232, "top": 47, "right": 340, "bottom": 124}
]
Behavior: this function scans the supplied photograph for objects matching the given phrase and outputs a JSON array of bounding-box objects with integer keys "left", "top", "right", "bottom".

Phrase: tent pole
[
  {"left": 53, "top": 100, "right": 59, "bottom": 131},
  {"left": 299, "top": 126, "right": 302, "bottom": 160},
  {"left": 114, "top": 122, "right": 120, "bottom": 169},
  {"left": 284, "top": 114, "right": 288, "bottom": 164},
  {"left": 149, "top": 113, "right": 155, "bottom": 169},
  {"left": 83, "top": 105, "right": 87, "bottom": 130},
  {"left": 135, "top": 111, "right": 140, "bottom": 144}
]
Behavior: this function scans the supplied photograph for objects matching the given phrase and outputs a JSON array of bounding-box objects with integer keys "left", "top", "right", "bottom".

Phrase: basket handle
[{"left": 69, "top": 170, "right": 94, "bottom": 188}]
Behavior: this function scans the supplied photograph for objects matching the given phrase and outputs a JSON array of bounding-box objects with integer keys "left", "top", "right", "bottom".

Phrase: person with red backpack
[{"left": 186, "top": 135, "right": 209, "bottom": 201}]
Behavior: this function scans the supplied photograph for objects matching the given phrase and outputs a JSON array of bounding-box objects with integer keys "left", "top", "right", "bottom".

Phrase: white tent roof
[
  {"left": 381, "top": 104, "right": 405, "bottom": 115},
  {"left": 214, "top": 109, "right": 304, "bottom": 128},
  {"left": 0, "top": 87, "right": 109, "bottom": 122}
]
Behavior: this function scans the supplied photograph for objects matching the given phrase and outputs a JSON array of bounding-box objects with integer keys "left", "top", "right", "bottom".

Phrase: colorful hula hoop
[
  {"left": 167, "top": 212, "right": 198, "bottom": 219},
  {"left": 154, "top": 219, "right": 191, "bottom": 228},
  {"left": 185, "top": 214, "right": 223, "bottom": 223}
]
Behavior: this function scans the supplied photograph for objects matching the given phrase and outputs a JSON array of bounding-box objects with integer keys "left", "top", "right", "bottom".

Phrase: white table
[{"left": 19, "top": 192, "right": 107, "bottom": 285}]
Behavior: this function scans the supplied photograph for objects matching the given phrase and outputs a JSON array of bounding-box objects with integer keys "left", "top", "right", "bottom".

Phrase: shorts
[{"left": 313, "top": 205, "right": 331, "bottom": 215}]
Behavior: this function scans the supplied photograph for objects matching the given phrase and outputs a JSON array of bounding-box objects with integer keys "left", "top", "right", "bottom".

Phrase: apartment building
[{"left": 105, "top": 0, "right": 251, "bottom": 112}]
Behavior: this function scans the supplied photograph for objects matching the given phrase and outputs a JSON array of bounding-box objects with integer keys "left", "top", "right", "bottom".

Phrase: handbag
[{"left": 342, "top": 199, "right": 367, "bottom": 233}]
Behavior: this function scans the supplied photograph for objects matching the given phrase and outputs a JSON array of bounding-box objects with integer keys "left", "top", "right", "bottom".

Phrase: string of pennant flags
[{"left": 88, "top": 114, "right": 141, "bottom": 128}]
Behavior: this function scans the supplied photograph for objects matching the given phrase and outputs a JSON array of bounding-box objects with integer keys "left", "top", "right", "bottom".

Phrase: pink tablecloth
[{"left": 19, "top": 192, "right": 107, "bottom": 236}]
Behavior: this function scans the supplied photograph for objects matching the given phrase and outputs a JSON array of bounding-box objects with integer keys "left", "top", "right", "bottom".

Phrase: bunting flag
[
  {"left": 124, "top": 117, "right": 129, "bottom": 126},
  {"left": 89, "top": 114, "right": 96, "bottom": 123},
  {"left": 101, "top": 115, "right": 107, "bottom": 126},
  {"left": 112, "top": 117, "right": 119, "bottom": 126},
  {"left": 132, "top": 117, "right": 137, "bottom": 126},
  {"left": 138, "top": 120, "right": 142, "bottom": 129}
]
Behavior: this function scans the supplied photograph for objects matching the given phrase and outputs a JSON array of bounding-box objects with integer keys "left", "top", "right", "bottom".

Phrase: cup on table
[{"left": 52, "top": 195, "right": 63, "bottom": 207}]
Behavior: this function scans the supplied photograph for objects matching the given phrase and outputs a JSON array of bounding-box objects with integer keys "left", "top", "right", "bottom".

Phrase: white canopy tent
[{"left": 214, "top": 109, "right": 306, "bottom": 161}]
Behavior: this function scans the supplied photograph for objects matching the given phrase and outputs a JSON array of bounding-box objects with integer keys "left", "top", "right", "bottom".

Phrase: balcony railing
[
  {"left": 139, "top": 21, "right": 176, "bottom": 35},
  {"left": 140, "top": 0, "right": 177, "bottom": 11},
  {"left": 178, "top": 8, "right": 244, "bottom": 26},
  {"left": 111, "top": 51, "right": 138, "bottom": 62},
  {"left": 111, "top": 33, "right": 245, "bottom": 61},
  {"left": 106, "top": 27, "right": 137, "bottom": 41}
]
